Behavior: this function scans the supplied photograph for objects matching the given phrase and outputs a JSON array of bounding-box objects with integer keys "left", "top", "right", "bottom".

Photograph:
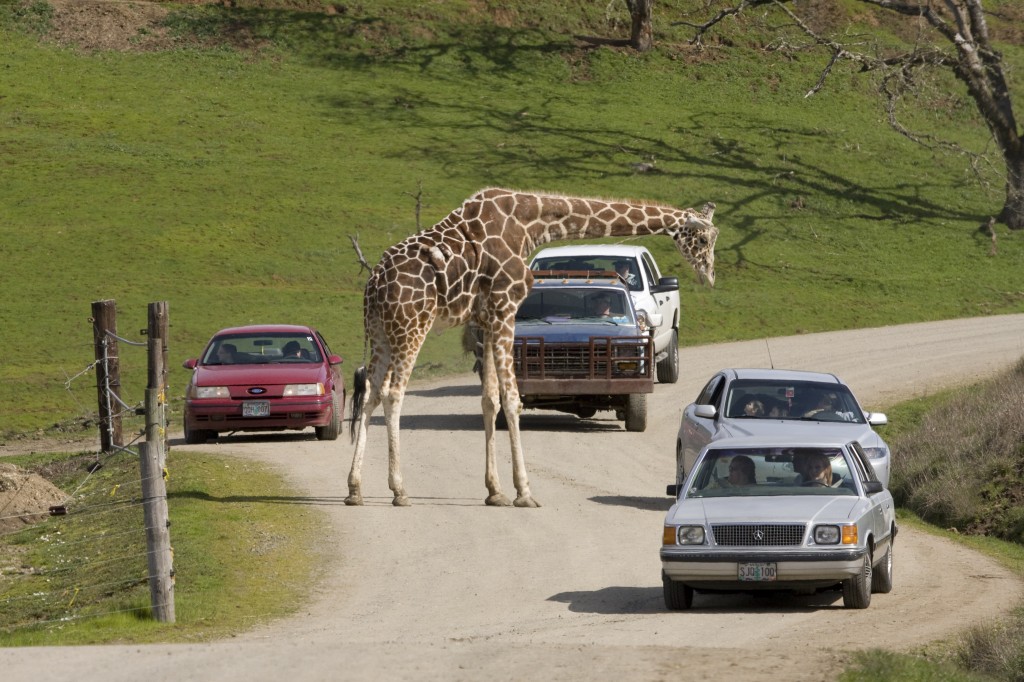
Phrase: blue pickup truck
[{"left": 476, "top": 271, "right": 654, "bottom": 432}]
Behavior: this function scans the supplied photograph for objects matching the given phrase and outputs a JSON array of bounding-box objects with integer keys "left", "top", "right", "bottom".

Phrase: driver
[{"left": 803, "top": 453, "right": 833, "bottom": 486}]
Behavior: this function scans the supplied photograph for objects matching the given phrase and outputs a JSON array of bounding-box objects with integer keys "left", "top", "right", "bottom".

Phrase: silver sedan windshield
[{"left": 687, "top": 447, "right": 858, "bottom": 498}]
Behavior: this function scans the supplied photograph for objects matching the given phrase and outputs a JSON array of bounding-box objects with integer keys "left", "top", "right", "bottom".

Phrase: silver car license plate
[
  {"left": 738, "top": 562, "right": 777, "bottom": 581},
  {"left": 242, "top": 401, "right": 270, "bottom": 417}
]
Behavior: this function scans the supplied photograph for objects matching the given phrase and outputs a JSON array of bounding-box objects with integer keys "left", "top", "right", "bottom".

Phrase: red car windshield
[{"left": 204, "top": 334, "right": 321, "bottom": 365}]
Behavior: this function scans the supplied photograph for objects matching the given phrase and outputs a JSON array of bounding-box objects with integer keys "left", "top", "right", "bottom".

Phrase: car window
[
  {"left": 518, "top": 287, "right": 634, "bottom": 323},
  {"left": 724, "top": 379, "right": 866, "bottom": 423},
  {"left": 696, "top": 375, "right": 724, "bottom": 405},
  {"left": 316, "top": 332, "right": 334, "bottom": 360},
  {"left": 640, "top": 253, "right": 659, "bottom": 287},
  {"left": 205, "top": 333, "right": 320, "bottom": 365},
  {"left": 685, "top": 447, "right": 857, "bottom": 498},
  {"left": 848, "top": 441, "right": 880, "bottom": 483}
]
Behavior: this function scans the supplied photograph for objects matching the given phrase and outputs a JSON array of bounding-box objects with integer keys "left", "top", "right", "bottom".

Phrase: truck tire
[
  {"left": 657, "top": 328, "right": 680, "bottom": 384},
  {"left": 624, "top": 393, "right": 647, "bottom": 432}
]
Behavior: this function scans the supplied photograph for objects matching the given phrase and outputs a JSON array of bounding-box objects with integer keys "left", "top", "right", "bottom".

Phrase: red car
[{"left": 182, "top": 324, "right": 345, "bottom": 444}]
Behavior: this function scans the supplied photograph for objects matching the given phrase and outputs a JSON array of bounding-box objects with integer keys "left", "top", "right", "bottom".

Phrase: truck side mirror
[{"left": 652, "top": 277, "right": 679, "bottom": 293}]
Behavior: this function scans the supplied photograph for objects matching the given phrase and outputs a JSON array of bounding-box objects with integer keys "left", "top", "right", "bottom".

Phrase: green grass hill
[{"left": 1, "top": 0, "right": 1022, "bottom": 436}]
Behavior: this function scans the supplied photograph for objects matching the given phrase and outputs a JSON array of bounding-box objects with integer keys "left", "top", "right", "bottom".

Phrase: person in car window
[
  {"left": 216, "top": 343, "right": 238, "bottom": 364},
  {"left": 802, "top": 453, "right": 834, "bottom": 486},
  {"left": 282, "top": 341, "right": 308, "bottom": 360},
  {"left": 743, "top": 399, "right": 765, "bottom": 417},
  {"left": 803, "top": 393, "right": 837, "bottom": 418},
  {"left": 728, "top": 455, "right": 756, "bottom": 486},
  {"left": 614, "top": 260, "right": 638, "bottom": 288}
]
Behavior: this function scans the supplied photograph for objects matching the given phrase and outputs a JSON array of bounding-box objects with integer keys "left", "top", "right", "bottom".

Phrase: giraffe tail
[{"left": 349, "top": 365, "right": 367, "bottom": 444}]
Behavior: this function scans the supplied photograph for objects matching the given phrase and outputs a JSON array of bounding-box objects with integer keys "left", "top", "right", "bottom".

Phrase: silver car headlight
[
  {"left": 861, "top": 445, "right": 889, "bottom": 460},
  {"left": 284, "top": 383, "right": 325, "bottom": 397},
  {"left": 813, "top": 525, "right": 841, "bottom": 545},
  {"left": 663, "top": 525, "right": 705, "bottom": 545},
  {"left": 813, "top": 525, "right": 859, "bottom": 545},
  {"left": 191, "top": 385, "right": 230, "bottom": 399}
]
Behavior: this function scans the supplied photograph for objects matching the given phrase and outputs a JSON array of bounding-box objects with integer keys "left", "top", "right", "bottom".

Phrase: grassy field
[
  {"left": 0, "top": 447, "right": 324, "bottom": 644},
  {"left": 1, "top": 0, "right": 1022, "bottom": 437}
]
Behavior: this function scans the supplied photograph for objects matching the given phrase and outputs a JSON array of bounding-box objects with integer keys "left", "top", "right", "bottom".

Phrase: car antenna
[{"left": 764, "top": 339, "right": 775, "bottom": 369}]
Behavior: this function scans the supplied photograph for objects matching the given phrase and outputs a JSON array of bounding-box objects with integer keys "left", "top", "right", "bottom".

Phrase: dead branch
[
  {"left": 349, "top": 233, "right": 373, "bottom": 274},
  {"left": 403, "top": 181, "right": 425, "bottom": 231}
]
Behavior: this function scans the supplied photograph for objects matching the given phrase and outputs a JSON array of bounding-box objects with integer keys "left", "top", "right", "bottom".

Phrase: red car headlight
[
  {"left": 283, "top": 383, "right": 325, "bottom": 397},
  {"left": 191, "top": 386, "right": 230, "bottom": 399}
]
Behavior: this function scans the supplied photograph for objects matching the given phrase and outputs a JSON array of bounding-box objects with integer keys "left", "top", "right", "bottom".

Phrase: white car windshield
[
  {"left": 724, "top": 380, "right": 866, "bottom": 424},
  {"left": 686, "top": 447, "right": 858, "bottom": 498},
  {"left": 531, "top": 257, "right": 642, "bottom": 291}
]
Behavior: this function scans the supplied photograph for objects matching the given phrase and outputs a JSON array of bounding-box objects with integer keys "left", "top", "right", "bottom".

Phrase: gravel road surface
[{"left": 4, "top": 314, "right": 1024, "bottom": 682}]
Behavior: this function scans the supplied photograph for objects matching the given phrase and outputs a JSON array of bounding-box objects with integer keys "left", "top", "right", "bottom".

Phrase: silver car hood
[{"left": 718, "top": 419, "right": 884, "bottom": 448}]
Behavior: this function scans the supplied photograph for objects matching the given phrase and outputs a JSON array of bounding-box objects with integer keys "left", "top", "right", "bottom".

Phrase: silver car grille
[{"left": 711, "top": 524, "right": 805, "bottom": 546}]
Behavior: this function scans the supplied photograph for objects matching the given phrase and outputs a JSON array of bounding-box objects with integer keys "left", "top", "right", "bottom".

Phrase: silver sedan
[
  {"left": 676, "top": 368, "right": 891, "bottom": 486},
  {"left": 661, "top": 435, "right": 896, "bottom": 610}
]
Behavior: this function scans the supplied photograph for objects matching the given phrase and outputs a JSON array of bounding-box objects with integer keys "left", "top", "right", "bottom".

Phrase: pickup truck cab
[{"left": 529, "top": 245, "right": 681, "bottom": 383}]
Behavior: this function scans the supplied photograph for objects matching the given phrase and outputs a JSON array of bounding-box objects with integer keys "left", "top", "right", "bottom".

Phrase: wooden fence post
[
  {"left": 142, "top": 301, "right": 175, "bottom": 622},
  {"left": 91, "top": 299, "right": 123, "bottom": 452}
]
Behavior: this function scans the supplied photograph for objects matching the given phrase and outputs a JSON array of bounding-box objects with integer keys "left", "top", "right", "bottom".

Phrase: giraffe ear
[{"left": 701, "top": 202, "right": 716, "bottom": 220}]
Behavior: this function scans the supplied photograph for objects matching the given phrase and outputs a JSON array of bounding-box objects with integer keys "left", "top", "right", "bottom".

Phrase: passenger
[
  {"left": 216, "top": 343, "right": 237, "bottom": 364},
  {"left": 613, "top": 260, "right": 639, "bottom": 288},
  {"left": 743, "top": 399, "right": 765, "bottom": 417},
  {"left": 594, "top": 293, "right": 612, "bottom": 316},
  {"left": 803, "top": 393, "right": 837, "bottom": 418},
  {"left": 802, "top": 453, "right": 833, "bottom": 487},
  {"left": 728, "top": 455, "right": 756, "bottom": 486}
]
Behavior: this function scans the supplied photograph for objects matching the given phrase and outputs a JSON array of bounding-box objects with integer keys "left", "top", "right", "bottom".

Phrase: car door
[
  {"left": 678, "top": 373, "right": 726, "bottom": 478},
  {"left": 640, "top": 250, "right": 678, "bottom": 335},
  {"left": 849, "top": 441, "right": 893, "bottom": 540}
]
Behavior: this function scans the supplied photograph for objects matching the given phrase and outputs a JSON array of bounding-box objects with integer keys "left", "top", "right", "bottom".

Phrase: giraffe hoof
[
  {"left": 344, "top": 494, "right": 364, "bottom": 506},
  {"left": 393, "top": 495, "right": 411, "bottom": 507},
  {"left": 485, "top": 493, "right": 513, "bottom": 507},
  {"left": 513, "top": 495, "right": 541, "bottom": 508}
]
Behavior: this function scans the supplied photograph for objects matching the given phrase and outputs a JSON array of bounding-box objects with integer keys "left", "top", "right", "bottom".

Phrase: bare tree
[
  {"left": 682, "top": 0, "right": 1024, "bottom": 229},
  {"left": 577, "top": 0, "right": 654, "bottom": 52},
  {"left": 626, "top": 0, "right": 654, "bottom": 52}
]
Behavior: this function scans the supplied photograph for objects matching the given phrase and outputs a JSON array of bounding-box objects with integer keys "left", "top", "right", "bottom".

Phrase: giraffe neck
[{"left": 488, "top": 192, "right": 689, "bottom": 256}]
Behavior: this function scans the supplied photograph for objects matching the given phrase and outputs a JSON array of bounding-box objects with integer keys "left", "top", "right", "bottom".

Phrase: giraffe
[{"left": 346, "top": 187, "right": 719, "bottom": 508}]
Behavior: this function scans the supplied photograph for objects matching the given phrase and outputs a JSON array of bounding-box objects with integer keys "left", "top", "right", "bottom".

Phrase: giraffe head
[{"left": 669, "top": 202, "right": 719, "bottom": 287}]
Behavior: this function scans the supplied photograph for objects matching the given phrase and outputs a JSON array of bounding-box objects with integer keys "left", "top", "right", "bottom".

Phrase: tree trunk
[
  {"left": 1000, "top": 150, "right": 1024, "bottom": 229},
  {"left": 626, "top": 0, "right": 653, "bottom": 52}
]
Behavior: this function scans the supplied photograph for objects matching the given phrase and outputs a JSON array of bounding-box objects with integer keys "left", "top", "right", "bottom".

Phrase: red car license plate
[
  {"left": 242, "top": 401, "right": 270, "bottom": 417},
  {"left": 738, "top": 562, "right": 777, "bottom": 581}
]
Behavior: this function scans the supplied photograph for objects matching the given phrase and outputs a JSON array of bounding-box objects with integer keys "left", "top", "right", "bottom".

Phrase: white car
[
  {"left": 530, "top": 244, "right": 682, "bottom": 383},
  {"left": 676, "top": 368, "right": 891, "bottom": 486},
  {"left": 661, "top": 435, "right": 897, "bottom": 610}
]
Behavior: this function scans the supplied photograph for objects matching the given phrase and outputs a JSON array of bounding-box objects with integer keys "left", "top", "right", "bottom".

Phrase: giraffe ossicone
[{"left": 345, "top": 188, "right": 719, "bottom": 508}]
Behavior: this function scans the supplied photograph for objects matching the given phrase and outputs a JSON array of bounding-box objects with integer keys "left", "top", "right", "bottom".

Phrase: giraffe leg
[
  {"left": 345, "top": 365, "right": 385, "bottom": 506},
  {"left": 382, "top": 380, "right": 411, "bottom": 507},
  {"left": 479, "top": 336, "right": 511, "bottom": 507},
  {"left": 494, "top": 333, "right": 539, "bottom": 508}
]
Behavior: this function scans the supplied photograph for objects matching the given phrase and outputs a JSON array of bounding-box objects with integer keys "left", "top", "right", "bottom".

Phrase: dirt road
[{"left": 4, "top": 314, "right": 1024, "bottom": 682}]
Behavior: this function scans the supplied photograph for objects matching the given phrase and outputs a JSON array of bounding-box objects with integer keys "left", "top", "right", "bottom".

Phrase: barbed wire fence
[{"left": 0, "top": 300, "right": 175, "bottom": 634}]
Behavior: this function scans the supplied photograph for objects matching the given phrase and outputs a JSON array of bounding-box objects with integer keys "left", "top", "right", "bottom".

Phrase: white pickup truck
[{"left": 529, "top": 244, "right": 682, "bottom": 383}]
